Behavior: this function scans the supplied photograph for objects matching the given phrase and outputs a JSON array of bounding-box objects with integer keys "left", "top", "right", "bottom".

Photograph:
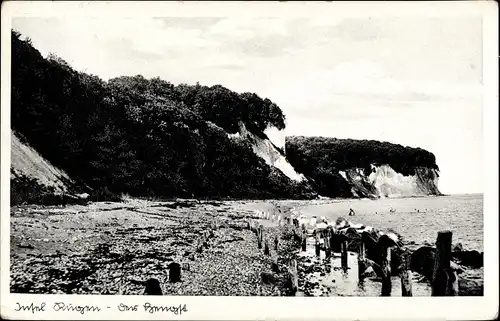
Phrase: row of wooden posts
[
  {"left": 250, "top": 210, "right": 458, "bottom": 297},
  {"left": 248, "top": 211, "right": 300, "bottom": 295},
  {"left": 249, "top": 222, "right": 280, "bottom": 254},
  {"left": 293, "top": 221, "right": 458, "bottom": 297},
  {"left": 368, "top": 230, "right": 459, "bottom": 297}
]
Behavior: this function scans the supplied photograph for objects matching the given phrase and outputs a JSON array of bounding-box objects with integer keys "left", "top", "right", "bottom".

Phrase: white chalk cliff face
[
  {"left": 341, "top": 164, "right": 440, "bottom": 198},
  {"left": 231, "top": 122, "right": 305, "bottom": 182},
  {"left": 264, "top": 126, "right": 286, "bottom": 152}
]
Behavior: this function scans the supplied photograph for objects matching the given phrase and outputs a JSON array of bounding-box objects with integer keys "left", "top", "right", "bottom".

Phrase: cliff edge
[{"left": 286, "top": 136, "right": 441, "bottom": 199}]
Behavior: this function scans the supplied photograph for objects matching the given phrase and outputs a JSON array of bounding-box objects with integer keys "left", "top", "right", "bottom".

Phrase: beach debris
[
  {"left": 315, "top": 222, "right": 328, "bottom": 230},
  {"left": 410, "top": 246, "right": 436, "bottom": 281},
  {"left": 260, "top": 272, "right": 276, "bottom": 285},
  {"left": 453, "top": 243, "right": 464, "bottom": 252},
  {"left": 452, "top": 250, "right": 483, "bottom": 268},
  {"left": 335, "top": 217, "right": 349, "bottom": 229},
  {"left": 378, "top": 233, "right": 399, "bottom": 248},
  {"left": 361, "top": 265, "right": 377, "bottom": 278},
  {"left": 18, "top": 243, "right": 34, "bottom": 249}
]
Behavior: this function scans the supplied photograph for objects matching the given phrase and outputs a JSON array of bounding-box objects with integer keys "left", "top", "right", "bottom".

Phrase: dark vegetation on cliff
[
  {"left": 11, "top": 30, "right": 315, "bottom": 203},
  {"left": 11, "top": 30, "right": 439, "bottom": 203},
  {"left": 285, "top": 136, "right": 439, "bottom": 198}
]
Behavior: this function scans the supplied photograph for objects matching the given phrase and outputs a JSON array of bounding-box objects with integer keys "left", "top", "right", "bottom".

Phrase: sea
[
  {"left": 294, "top": 193, "right": 484, "bottom": 296},
  {"left": 299, "top": 193, "right": 483, "bottom": 251}
]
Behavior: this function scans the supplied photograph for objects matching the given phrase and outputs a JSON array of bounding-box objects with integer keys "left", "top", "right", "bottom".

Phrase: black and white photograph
[{"left": 1, "top": 1, "right": 498, "bottom": 320}]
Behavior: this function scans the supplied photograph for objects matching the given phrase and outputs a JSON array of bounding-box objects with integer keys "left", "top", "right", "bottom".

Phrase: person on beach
[{"left": 349, "top": 208, "right": 355, "bottom": 216}]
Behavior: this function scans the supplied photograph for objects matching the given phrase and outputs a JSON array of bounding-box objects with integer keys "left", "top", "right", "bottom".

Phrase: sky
[{"left": 11, "top": 14, "right": 484, "bottom": 195}]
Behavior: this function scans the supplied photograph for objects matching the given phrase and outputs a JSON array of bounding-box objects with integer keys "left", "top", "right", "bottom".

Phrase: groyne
[{"left": 245, "top": 203, "right": 484, "bottom": 296}]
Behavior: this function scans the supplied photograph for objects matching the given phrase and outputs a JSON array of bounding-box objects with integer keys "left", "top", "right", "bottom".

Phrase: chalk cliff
[
  {"left": 231, "top": 122, "right": 306, "bottom": 182},
  {"left": 340, "top": 165, "right": 441, "bottom": 198},
  {"left": 286, "top": 136, "right": 441, "bottom": 199}
]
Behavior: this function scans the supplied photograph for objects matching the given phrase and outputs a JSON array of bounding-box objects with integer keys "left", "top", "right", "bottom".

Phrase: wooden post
[
  {"left": 301, "top": 229, "right": 307, "bottom": 251},
  {"left": 289, "top": 259, "right": 298, "bottom": 296},
  {"left": 257, "top": 226, "right": 263, "bottom": 249},
  {"left": 264, "top": 239, "right": 270, "bottom": 256},
  {"left": 381, "top": 246, "right": 392, "bottom": 296},
  {"left": 432, "top": 231, "right": 456, "bottom": 296},
  {"left": 324, "top": 229, "right": 332, "bottom": 259},
  {"left": 168, "top": 262, "right": 181, "bottom": 283},
  {"left": 358, "top": 240, "right": 366, "bottom": 281},
  {"left": 400, "top": 251, "right": 413, "bottom": 296},
  {"left": 271, "top": 258, "right": 280, "bottom": 273},
  {"left": 315, "top": 230, "right": 321, "bottom": 256},
  {"left": 341, "top": 240, "right": 348, "bottom": 272},
  {"left": 144, "top": 278, "right": 163, "bottom": 295},
  {"left": 203, "top": 231, "right": 210, "bottom": 248},
  {"left": 274, "top": 236, "right": 279, "bottom": 250},
  {"left": 196, "top": 239, "right": 203, "bottom": 253},
  {"left": 448, "top": 269, "right": 459, "bottom": 296}
]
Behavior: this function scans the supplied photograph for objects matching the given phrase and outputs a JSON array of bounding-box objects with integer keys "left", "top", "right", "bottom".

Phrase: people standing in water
[{"left": 349, "top": 208, "right": 355, "bottom": 216}]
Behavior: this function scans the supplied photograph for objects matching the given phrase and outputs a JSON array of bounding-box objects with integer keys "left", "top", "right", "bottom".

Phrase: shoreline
[
  {"left": 10, "top": 198, "right": 483, "bottom": 296},
  {"left": 11, "top": 191, "right": 455, "bottom": 208}
]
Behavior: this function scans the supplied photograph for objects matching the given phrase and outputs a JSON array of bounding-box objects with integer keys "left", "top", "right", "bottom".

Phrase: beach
[
  {"left": 10, "top": 199, "right": 293, "bottom": 295},
  {"left": 10, "top": 195, "right": 483, "bottom": 296}
]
